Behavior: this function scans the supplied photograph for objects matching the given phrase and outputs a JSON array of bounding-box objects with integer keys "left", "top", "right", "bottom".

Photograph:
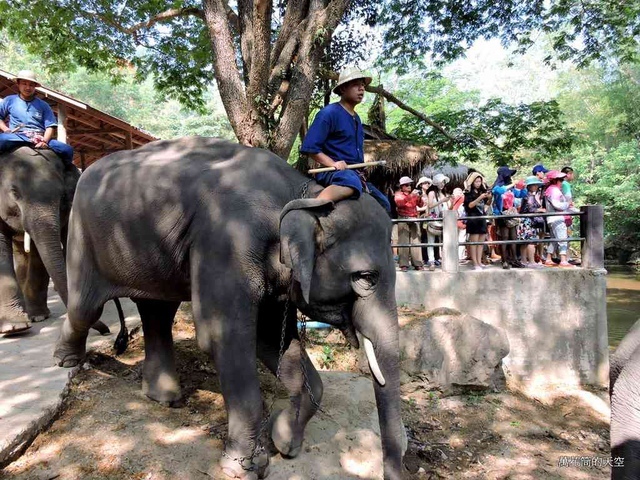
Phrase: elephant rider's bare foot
[
  {"left": 217, "top": 448, "right": 269, "bottom": 479},
  {"left": 270, "top": 408, "right": 305, "bottom": 458},
  {"left": 0, "top": 319, "right": 31, "bottom": 335},
  {"left": 54, "top": 341, "right": 86, "bottom": 368},
  {"left": 142, "top": 376, "right": 182, "bottom": 407}
]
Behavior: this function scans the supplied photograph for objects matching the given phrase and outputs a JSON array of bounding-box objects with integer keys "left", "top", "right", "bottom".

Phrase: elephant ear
[{"left": 279, "top": 198, "right": 334, "bottom": 304}]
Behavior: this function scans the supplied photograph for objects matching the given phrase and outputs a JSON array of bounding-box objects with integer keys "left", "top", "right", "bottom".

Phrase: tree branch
[
  {"left": 271, "top": 0, "right": 351, "bottom": 158},
  {"left": 270, "top": 0, "right": 309, "bottom": 69},
  {"left": 202, "top": 0, "right": 251, "bottom": 142},
  {"left": 365, "top": 84, "right": 456, "bottom": 141},
  {"left": 89, "top": 8, "right": 204, "bottom": 35}
]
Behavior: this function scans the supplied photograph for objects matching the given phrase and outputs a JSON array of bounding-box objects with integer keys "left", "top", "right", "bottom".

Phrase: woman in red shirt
[{"left": 394, "top": 177, "right": 427, "bottom": 271}]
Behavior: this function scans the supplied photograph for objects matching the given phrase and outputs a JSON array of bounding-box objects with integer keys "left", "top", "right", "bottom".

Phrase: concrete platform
[{"left": 0, "top": 287, "right": 140, "bottom": 467}]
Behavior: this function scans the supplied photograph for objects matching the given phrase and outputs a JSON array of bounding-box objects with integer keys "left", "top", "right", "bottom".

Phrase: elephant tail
[{"left": 112, "top": 298, "right": 129, "bottom": 355}]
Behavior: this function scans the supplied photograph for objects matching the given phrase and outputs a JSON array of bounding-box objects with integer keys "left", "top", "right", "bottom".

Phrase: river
[{"left": 607, "top": 265, "right": 640, "bottom": 349}]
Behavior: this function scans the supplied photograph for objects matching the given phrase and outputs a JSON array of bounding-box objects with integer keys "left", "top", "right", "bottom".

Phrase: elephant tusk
[
  {"left": 24, "top": 232, "right": 31, "bottom": 253},
  {"left": 364, "top": 336, "right": 386, "bottom": 386}
]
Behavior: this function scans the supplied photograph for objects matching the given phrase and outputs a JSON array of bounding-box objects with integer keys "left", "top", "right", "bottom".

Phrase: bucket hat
[
  {"left": 432, "top": 173, "right": 450, "bottom": 186},
  {"left": 546, "top": 170, "right": 566, "bottom": 181},
  {"left": 333, "top": 68, "right": 372, "bottom": 94},
  {"left": 398, "top": 176, "right": 414, "bottom": 186},
  {"left": 525, "top": 176, "right": 544, "bottom": 187},
  {"left": 416, "top": 176, "right": 432, "bottom": 188},
  {"left": 13, "top": 70, "right": 40, "bottom": 86}
]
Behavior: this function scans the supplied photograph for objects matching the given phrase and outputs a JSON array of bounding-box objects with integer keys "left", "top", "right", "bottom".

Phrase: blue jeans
[{"left": 0, "top": 133, "right": 74, "bottom": 165}]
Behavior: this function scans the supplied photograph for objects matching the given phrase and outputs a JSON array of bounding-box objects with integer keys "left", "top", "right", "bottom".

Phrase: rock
[
  {"left": 389, "top": 308, "right": 509, "bottom": 394},
  {"left": 627, "top": 251, "right": 640, "bottom": 265}
]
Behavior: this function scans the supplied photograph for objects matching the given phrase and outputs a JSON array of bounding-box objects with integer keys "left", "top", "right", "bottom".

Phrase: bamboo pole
[{"left": 308, "top": 160, "right": 386, "bottom": 174}]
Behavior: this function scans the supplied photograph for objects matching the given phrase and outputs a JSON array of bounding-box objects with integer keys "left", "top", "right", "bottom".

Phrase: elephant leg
[
  {"left": 13, "top": 241, "right": 51, "bottom": 322},
  {"left": 192, "top": 274, "right": 268, "bottom": 479},
  {"left": 54, "top": 294, "right": 105, "bottom": 368},
  {"left": 133, "top": 298, "right": 182, "bottom": 406},
  {"left": 257, "top": 301, "right": 323, "bottom": 459},
  {"left": 0, "top": 229, "right": 30, "bottom": 333}
]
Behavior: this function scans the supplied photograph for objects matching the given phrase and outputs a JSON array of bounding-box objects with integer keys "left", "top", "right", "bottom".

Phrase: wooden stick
[
  {"left": 308, "top": 160, "right": 386, "bottom": 174},
  {"left": 8, "top": 123, "right": 25, "bottom": 134}
]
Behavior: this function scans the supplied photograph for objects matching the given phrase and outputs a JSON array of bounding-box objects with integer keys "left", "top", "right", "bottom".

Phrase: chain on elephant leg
[{"left": 218, "top": 444, "right": 270, "bottom": 479}]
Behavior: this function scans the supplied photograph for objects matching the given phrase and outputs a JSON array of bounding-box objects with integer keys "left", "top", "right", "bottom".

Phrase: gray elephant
[
  {"left": 54, "top": 137, "right": 406, "bottom": 479},
  {"left": 0, "top": 147, "right": 113, "bottom": 336},
  {"left": 610, "top": 318, "right": 640, "bottom": 479},
  {"left": 0, "top": 147, "right": 78, "bottom": 332}
]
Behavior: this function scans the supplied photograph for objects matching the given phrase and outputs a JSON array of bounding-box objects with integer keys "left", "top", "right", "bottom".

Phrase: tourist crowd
[{"left": 393, "top": 164, "right": 579, "bottom": 271}]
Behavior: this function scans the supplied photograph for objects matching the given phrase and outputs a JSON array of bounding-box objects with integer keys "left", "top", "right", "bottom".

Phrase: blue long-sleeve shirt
[{"left": 300, "top": 103, "right": 364, "bottom": 164}]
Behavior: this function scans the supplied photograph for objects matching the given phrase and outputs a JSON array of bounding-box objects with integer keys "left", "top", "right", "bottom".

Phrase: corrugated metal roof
[{"left": 0, "top": 69, "right": 157, "bottom": 168}]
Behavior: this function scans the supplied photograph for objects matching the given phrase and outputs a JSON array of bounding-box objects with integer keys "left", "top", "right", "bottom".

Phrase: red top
[{"left": 394, "top": 191, "right": 423, "bottom": 218}]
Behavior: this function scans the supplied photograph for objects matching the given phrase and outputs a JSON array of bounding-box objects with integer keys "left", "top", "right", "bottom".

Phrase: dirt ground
[{"left": 1, "top": 305, "right": 611, "bottom": 480}]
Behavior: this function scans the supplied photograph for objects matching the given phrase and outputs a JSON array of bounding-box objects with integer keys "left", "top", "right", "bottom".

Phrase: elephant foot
[
  {"left": 53, "top": 341, "right": 86, "bottom": 368},
  {"left": 142, "top": 375, "right": 183, "bottom": 407},
  {"left": 0, "top": 319, "right": 31, "bottom": 335},
  {"left": 218, "top": 448, "right": 269, "bottom": 479},
  {"left": 270, "top": 409, "right": 304, "bottom": 458},
  {"left": 29, "top": 313, "right": 50, "bottom": 323}
]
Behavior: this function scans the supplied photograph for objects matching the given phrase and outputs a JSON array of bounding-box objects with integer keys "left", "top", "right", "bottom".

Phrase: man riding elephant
[
  {"left": 0, "top": 70, "right": 75, "bottom": 166},
  {"left": 54, "top": 137, "right": 406, "bottom": 479}
]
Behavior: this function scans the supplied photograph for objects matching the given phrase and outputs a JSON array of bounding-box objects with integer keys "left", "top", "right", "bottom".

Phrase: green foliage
[
  {"left": 320, "top": 345, "right": 335, "bottom": 369},
  {"left": 376, "top": 0, "right": 640, "bottom": 73},
  {"left": 570, "top": 142, "right": 640, "bottom": 245},
  {"left": 388, "top": 73, "right": 576, "bottom": 165}
]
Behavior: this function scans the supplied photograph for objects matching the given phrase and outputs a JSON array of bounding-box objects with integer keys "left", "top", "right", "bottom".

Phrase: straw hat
[
  {"left": 398, "top": 176, "right": 414, "bottom": 186},
  {"left": 464, "top": 172, "right": 486, "bottom": 190},
  {"left": 333, "top": 68, "right": 372, "bottom": 94},
  {"left": 13, "top": 70, "right": 40, "bottom": 86},
  {"left": 416, "top": 176, "right": 432, "bottom": 188}
]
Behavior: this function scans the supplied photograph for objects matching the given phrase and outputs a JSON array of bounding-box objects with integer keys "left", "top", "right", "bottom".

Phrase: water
[{"left": 607, "top": 265, "right": 640, "bottom": 349}]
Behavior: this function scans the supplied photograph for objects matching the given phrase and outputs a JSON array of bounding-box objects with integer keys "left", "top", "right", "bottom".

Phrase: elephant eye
[{"left": 351, "top": 270, "right": 379, "bottom": 296}]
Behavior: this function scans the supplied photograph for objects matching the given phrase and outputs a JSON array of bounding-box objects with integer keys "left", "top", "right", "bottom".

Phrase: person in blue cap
[
  {"left": 492, "top": 166, "right": 527, "bottom": 269},
  {"left": 0, "top": 70, "right": 74, "bottom": 166},
  {"left": 301, "top": 67, "right": 390, "bottom": 212},
  {"left": 532, "top": 164, "right": 549, "bottom": 181}
]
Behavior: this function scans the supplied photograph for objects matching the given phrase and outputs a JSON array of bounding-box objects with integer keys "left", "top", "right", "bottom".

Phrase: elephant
[
  {"left": 610, "top": 318, "right": 640, "bottom": 479},
  {"left": 54, "top": 136, "right": 406, "bottom": 479},
  {"left": 0, "top": 147, "right": 115, "bottom": 336},
  {"left": 0, "top": 146, "right": 79, "bottom": 332}
]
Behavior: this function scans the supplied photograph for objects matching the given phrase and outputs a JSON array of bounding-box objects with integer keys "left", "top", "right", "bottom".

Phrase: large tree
[{"left": 1, "top": 0, "right": 638, "bottom": 159}]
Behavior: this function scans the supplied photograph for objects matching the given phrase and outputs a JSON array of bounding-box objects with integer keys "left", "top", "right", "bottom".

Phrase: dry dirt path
[{"left": 1, "top": 306, "right": 612, "bottom": 480}]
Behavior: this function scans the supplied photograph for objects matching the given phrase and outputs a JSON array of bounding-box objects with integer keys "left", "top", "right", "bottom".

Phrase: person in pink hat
[{"left": 543, "top": 170, "right": 573, "bottom": 267}]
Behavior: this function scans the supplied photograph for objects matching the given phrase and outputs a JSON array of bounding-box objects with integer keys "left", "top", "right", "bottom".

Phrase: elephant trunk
[
  {"left": 353, "top": 294, "right": 406, "bottom": 480},
  {"left": 26, "top": 211, "right": 68, "bottom": 305}
]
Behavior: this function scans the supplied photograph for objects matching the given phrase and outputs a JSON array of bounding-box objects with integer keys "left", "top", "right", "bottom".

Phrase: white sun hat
[
  {"left": 399, "top": 176, "right": 414, "bottom": 186},
  {"left": 13, "top": 70, "right": 40, "bottom": 86},
  {"left": 416, "top": 176, "right": 433, "bottom": 188},
  {"left": 333, "top": 67, "right": 373, "bottom": 94}
]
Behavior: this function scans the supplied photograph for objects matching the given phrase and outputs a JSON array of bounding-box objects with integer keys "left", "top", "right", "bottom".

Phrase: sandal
[
  {"left": 543, "top": 260, "right": 557, "bottom": 267},
  {"left": 558, "top": 261, "right": 575, "bottom": 268},
  {"left": 400, "top": 266, "right": 409, "bottom": 272}
]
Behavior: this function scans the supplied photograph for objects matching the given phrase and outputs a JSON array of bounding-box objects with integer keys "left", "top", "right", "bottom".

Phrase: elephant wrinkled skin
[
  {"left": 54, "top": 137, "right": 406, "bottom": 479},
  {"left": 610, "top": 318, "right": 640, "bottom": 479}
]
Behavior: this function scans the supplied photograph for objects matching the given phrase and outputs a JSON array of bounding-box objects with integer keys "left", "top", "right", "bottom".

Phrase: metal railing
[{"left": 391, "top": 205, "right": 604, "bottom": 272}]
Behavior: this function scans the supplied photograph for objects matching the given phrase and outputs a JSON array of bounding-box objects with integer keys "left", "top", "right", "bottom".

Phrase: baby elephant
[{"left": 54, "top": 137, "right": 406, "bottom": 479}]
